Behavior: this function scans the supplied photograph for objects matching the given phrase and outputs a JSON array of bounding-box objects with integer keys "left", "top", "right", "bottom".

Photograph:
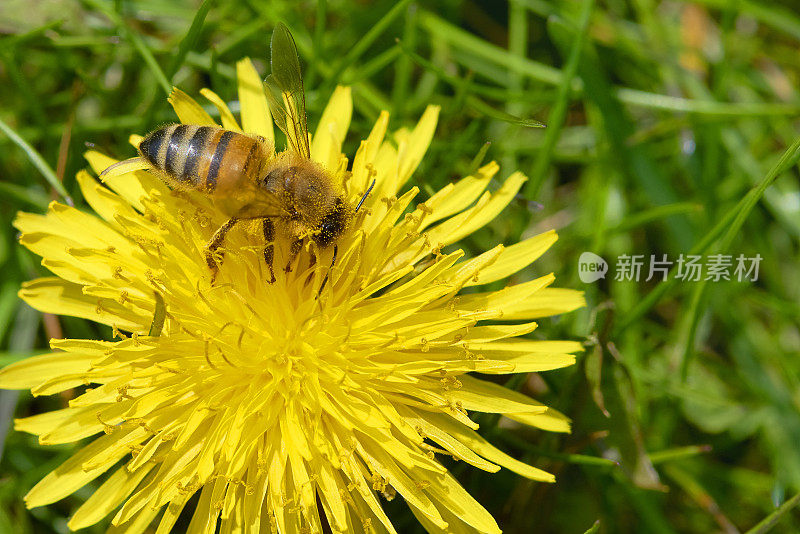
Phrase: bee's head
[{"left": 314, "top": 198, "right": 350, "bottom": 248}]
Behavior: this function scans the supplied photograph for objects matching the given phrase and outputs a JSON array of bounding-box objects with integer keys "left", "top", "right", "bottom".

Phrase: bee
[{"left": 102, "top": 22, "right": 372, "bottom": 287}]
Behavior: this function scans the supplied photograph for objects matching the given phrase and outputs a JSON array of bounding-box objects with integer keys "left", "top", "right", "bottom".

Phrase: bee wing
[{"left": 265, "top": 22, "right": 311, "bottom": 159}]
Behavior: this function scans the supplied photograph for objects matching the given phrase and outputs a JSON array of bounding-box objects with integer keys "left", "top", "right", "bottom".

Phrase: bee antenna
[{"left": 355, "top": 179, "right": 376, "bottom": 213}]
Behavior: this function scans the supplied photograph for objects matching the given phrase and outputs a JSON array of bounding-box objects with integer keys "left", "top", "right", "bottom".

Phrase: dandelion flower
[{"left": 1, "top": 58, "right": 584, "bottom": 533}]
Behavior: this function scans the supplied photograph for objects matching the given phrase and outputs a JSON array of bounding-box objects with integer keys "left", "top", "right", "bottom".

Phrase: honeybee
[{"left": 102, "top": 23, "right": 372, "bottom": 286}]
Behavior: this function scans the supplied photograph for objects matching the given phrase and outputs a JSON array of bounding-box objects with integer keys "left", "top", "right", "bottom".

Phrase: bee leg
[
  {"left": 317, "top": 244, "right": 338, "bottom": 298},
  {"left": 262, "top": 218, "right": 276, "bottom": 284},
  {"left": 205, "top": 217, "right": 240, "bottom": 283},
  {"left": 284, "top": 238, "right": 303, "bottom": 274}
]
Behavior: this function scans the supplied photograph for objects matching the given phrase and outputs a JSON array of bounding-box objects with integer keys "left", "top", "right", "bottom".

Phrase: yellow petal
[
  {"left": 20, "top": 236, "right": 102, "bottom": 285},
  {"left": 68, "top": 465, "right": 153, "bottom": 530},
  {"left": 311, "top": 86, "right": 352, "bottom": 170},
  {"left": 479, "top": 352, "right": 576, "bottom": 373},
  {"left": 128, "top": 134, "right": 143, "bottom": 148},
  {"left": 18, "top": 403, "right": 127, "bottom": 445},
  {"left": 16, "top": 202, "right": 130, "bottom": 253},
  {"left": 424, "top": 471, "right": 501, "bottom": 534},
  {"left": 462, "top": 339, "right": 582, "bottom": 373},
  {"left": 108, "top": 495, "right": 161, "bottom": 533},
  {"left": 447, "top": 375, "right": 549, "bottom": 415},
  {"left": 19, "top": 278, "right": 147, "bottom": 331},
  {"left": 411, "top": 498, "right": 493, "bottom": 534},
  {"left": 393, "top": 170, "right": 526, "bottom": 269},
  {"left": 459, "top": 322, "right": 539, "bottom": 343},
  {"left": 236, "top": 58, "right": 274, "bottom": 144},
  {"left": 507, "top": 407, "right": 572, "bottom": 433},
  {"left": 346, "top": 465, "right": 399, "bottom": 534},
  {"left": 427, "top": 171, "right": 526, "bottom": 250},
  {"left": 405, "top": 412, "right": 499, "bottom": 472},
  {"left": 84, "top": 151, "right": 157, "bottom": 212},
  {"left": 0, "top": 351, "right": 93, "bottom": 389},
  {"left": 467, "top": 229, "right": 558, "bottom": 286},
  {"left": 25, "top": 431, "right": 132, "bottom": 507},
  {"left": 392, "top": 105, "right": 440, "bottom": 193},
  {"left": 112, "top": 463, "right": 166, "bottom": 526},
  {"left": 500, "top": 288, "right": 587, "bottom": 320},
  {"left": 358, "top": 444, "right": 448, "bottom": 530},
  {"left": 168, "top": 87, "right": 217, "bottom": 126},
  {"left": 454, "top": 273, "right": 556, "bottom": 320},
  {"left": 155, "top": 491, "right": 193, "bottom": 534},
  {"left": 31, "top": 372, "right": 103, "bottom": 397},
  {"left": 381, "top": 250, "right": 463, "bottom": 301},
  {"left": 82, "top": 427, "right": 150, "bottom": 472},
  {"left": 287, "top": 452, "right": 322, "bottom": 531},
  {"left": 369, "top": 143, "right": 400, "bottom": 213},
  {"left": 315, "top": 462, "right": 349, "bottom": 532},
  {"left": 76, "top": 171, "right": 141, "bottom": 228},
  {"left": 350, "top": 110, "right": 389, "bottom": 198},
  {"left": 200, "top": 88, "right": 241, "bottom": 131},
  {"left": 421, "top": 412, "right": 555, "bottom": 482},
  {"left": 418, "top": 161, "right": 498, "bottom": 231},
  {"left": 469, "top": 339, "right": 584, "bottom": 354}
]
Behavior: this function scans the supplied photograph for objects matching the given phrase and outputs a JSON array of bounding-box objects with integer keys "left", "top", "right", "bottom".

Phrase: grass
[{"left": 1, "top": 0, "right": 799, "bottom": 532}]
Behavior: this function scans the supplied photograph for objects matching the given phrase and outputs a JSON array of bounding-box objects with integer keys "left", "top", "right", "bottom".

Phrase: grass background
[{"left": 1, "top": 0, "right": 800, "bottom": 532}]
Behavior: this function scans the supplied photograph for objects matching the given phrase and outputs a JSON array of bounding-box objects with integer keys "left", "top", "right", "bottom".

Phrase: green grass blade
[
  {"left": 392, "top": 3, "right": 417, "bottom": 116},
  {"left": 327, "top": 0, "right": 414, "bottom": 84},
  {"left": 0, "top": 183, "right": 50, "bottom": 210},
  {"left": 678, "top": 279, "right": 710, "bottom": 381},
  {"left": 0, "top": 116, "right": 70, "bottom": 202},
  {"left": 419, "top": 11, "right": 562, "bottom": 84},
  {"left": 84, "top": 0, "right": 172, "bottom": 95},
  {"left": 608, "top": 202, "right": 702, "bottom": 234},
  {"left": 526, "top": 0, "right": 594, "bottom": 198},
  {"left": 649, "top": 445, "right": 713, "bottom": 465},
  {"left": 745, "top": 492, "right": 800, "bottom": 534},
  {"left": 165, "top": 0, "right": 215, "bottom": 81},
  {"left": 494, "top": 430, "right": 618, "bottom": 468},
  {"left": 466, "top": 96, "right": 545, "bottom": 127}
]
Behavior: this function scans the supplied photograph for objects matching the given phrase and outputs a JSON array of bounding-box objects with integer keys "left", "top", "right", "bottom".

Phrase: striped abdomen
[{"left": 138, "top": 124, "right": 269, "bottom": 194}]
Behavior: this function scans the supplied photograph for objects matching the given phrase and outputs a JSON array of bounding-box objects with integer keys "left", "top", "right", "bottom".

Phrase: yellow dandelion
[{"left": 0, "top": 56, "right": 584, "bottom": 532}]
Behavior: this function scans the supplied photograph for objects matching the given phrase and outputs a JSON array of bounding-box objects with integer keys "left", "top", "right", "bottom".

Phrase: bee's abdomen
[{"left": 138, "top": 124, "right": 267, "bottom": 193}]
